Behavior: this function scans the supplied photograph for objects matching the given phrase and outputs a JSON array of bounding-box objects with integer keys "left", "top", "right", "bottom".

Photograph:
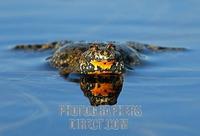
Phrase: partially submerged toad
[{"left": 14, "top": 40, "right": 185, "bottom": 75}]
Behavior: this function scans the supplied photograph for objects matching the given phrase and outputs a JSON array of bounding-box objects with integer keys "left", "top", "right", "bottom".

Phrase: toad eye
[
  {"left": 89, "top": 44, "right": 99, "bottom": 50},
  {"left": 106, "top": 43, "right": 116, "bottom": 50}
]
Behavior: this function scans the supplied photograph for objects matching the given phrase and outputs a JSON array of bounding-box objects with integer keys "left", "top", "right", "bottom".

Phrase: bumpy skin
[{"left": 14, "top": 41, "right": 186, "bottom": 75}]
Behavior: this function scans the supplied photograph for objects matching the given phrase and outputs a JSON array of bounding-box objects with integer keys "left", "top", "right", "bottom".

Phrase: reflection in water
[
  {"left": 64, "top": 74, "right": 123, "bottom": 106},
  {"left": 80, "top": 74, "right": 123, "bottom": 106}
]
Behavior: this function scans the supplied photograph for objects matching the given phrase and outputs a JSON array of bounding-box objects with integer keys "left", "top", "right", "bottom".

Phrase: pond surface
[{"left": 0, "top": 0, "right": 200, "bottom": 136}]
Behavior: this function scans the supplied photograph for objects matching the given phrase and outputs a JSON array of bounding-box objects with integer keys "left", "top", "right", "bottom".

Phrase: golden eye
[
  {"left": 89, "top": 44, "right": 99, "bottom": 50},
  {"left": 106, "top": 43, "right": 116, "bottom": 50}
]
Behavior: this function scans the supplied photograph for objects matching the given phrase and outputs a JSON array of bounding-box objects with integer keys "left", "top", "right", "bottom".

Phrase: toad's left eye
[
  {"left": 89, "top": 44, "right": 99, "bottom": 50},
  {"left": 106, "top": 44, "right": 116, "bottom": 50}
]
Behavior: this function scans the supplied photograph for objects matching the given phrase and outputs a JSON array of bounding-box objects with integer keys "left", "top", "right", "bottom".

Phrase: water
[{"left": 0, "top": 0, "right": 200, "bottom": 136}]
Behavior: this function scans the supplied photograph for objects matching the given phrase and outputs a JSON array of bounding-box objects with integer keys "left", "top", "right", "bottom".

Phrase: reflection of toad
[
  {"left": 91, "top": 83, "right": 114, "bottom": 96},
  {"left": 80, "top": 74, "right": 123, "bottom": 106}
]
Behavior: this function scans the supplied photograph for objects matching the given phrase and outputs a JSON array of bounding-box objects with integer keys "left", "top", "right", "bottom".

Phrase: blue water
[{"left": 0, "top": 0, "right": 200, "bottom": 136}]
